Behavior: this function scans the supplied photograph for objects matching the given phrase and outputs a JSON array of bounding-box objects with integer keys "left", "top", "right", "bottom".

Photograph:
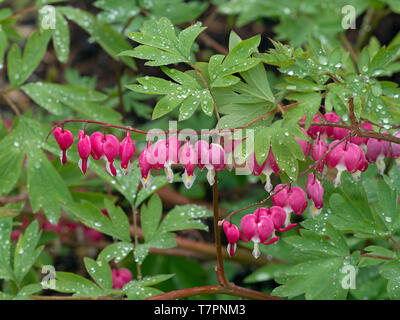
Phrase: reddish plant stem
[
  {"left": 147, "top": 284, "right": 280, "bottom": 300},
  {"left": 389, "top": 236, "right": 400, "bottom": 251},
  {"left": 360, "top": 254, "right": 393, "bottom": 261},
  {"left": 212, "top": 172, "right": 229, "bottom": 287}
]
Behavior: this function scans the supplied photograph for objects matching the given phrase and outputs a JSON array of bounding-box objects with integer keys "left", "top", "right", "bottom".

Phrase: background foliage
[{"left": 0, "top": 0, "right": 399, "bottom": 300}]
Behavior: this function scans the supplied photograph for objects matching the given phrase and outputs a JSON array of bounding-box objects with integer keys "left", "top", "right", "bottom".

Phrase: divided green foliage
[
  {"left": 208, "top": 35, "right": 261, "bottom": 87},
  {"left": 121, "top": 17, "right": 206, "bottom": 66},
  {"left": 135, "top": 194, "right": 212, "bottom": 264},
  {"left": 126, "top": 68, "right": 213, "bottom": 120},
  {"left": 273, "top": 223, "right": 360, "bottom": 299}
]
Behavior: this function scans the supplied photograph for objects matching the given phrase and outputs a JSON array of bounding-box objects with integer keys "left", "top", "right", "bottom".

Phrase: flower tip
[{"left": 252, "top": 242, "right": 260, "bottom": 259}]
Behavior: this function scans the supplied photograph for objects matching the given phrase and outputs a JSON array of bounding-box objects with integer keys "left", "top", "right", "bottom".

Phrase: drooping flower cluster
[
  {"left": 222, "top": 198, "right": 304, "bottom": 259},
  {"left": 53, "top": 129, "right": 230, "bottom": 189},
  {"left": 53, "top": 128, "right": 135, "bottom": 177},
  {"left": 301, "top": 112, "right": 399, "bottom": 184},
  {"left": 137, "top": 137, "right": 226, "bottom": 189}
]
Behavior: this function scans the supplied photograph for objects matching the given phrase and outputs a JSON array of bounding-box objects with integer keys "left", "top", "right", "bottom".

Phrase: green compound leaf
[
  {"left": 126, "top": 68, "right": 213, "bottom": 120},
  {"left": 208, "top": 35, "right": 261, "bottom": 88},
  {"left": 122, "top": 17, "right": 206, "bottom": 66},
  {"left": 273, "top": 224, "right": 359, "bottom": 300}
]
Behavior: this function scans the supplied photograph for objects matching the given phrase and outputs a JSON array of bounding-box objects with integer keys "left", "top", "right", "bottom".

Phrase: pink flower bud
[
  {"left": 311, "top": 139, "right": 328, "bottom": 173},
  {"left": 179, "top": 140, "right": 197, "bottom": 189},
  {"left": 306, "top": 173, "right": 324, "bottom": 217},
  {"left": 240, "top": 211, "right": 277, "bottom": 258},
  {"left": 53, "top": 127, "right": 74, "bottom": 164},
  {"left": 77, "top": 130, "right": 91, "bottom": 174},
  {"left": 112, "top": 268, "right": 132, "bottom": 290},
  {"left": 223, "top": 221, "right": 241, "bottom": 257},
  {"left": 139, "top": 142, "right": 154, "bottom": 188},
  {"left": 119, "top": 132, "right": 135, "bottom": 174}
]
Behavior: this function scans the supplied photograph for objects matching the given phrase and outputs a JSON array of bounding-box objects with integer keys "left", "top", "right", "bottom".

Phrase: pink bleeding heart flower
[
  {"left": 248, "top": 149, "right": 280, "bottom": 192},
  {"left": 151, "top": 139, "right": 167, "bottom": 170},
  {"left": 272, "top": 184, "right": 308, "bottom": 225},
  {"left": 103, "top": 135, "right": 120, "bottom": 176},
  {"left": 139, "top": 142, "right": 155, "bottom": 188},
  {"left": 77, "top": 130, "right": 91, "bottom": 174},
  {"left": 179, "top": 140, "right": 197, "bottom": 189},
  {"left": 209, "top": 143, "right": 226, "bottom": 171},
  {"left": 90, "top": 132, "right": 105, "bottom": 160},
  {"left": 240, "top": 210, "right": 278, "bottom": 259},
  {"left": 326, "top": 141, "right": 365, "bottom": 186},
  {"left": 89, "top": 132, "right": 120, "bottom": 176},
  {"left": 207, "top": 143, "right": 226, "bottom": 185},
  {"left": 350, "top": 122, "right": 372, "bottom": 146},
  {"left": 53, "top": 127, "right": 74, "bottom": 165},
  {"left": 306, "top": 173, "right": 324, "bottom": 217},
  {"left": 389, "top": 131, "right": 400, "bottom": 169},
  {"left": 366, "top": 136, "right": 390, "bottom": 175},
  {"left": 323, "top": 112, "right": 341, "bottom": 139},
  {"left": 195, "top": 140, "right": 214, "bottom": 185},
  {"left": 222, "top": 221, "right": 241, "bottom": 257},
  {"left": 295, "top": 128, "right": 312, "bottom": 158},
  {"left": 311, "top": 139, "right": 328, "bottom": 173},
  {"left": 269, "top": 206, "right": 296, "bottom": 232},
  {"left": 195, "top": 140, "right": 210, "bottom": 169},
  {"left": 112, "top": 268, "right": 132, "bottom": 290},
  {"left": 119, "top": 132, "right": 135, "bottom": 174},
  {"left": 163, "top": 135, "right": 181, "bottom": 183},
  {"left": 352, "top": 149, "right": 369, "bottom": 181}
]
